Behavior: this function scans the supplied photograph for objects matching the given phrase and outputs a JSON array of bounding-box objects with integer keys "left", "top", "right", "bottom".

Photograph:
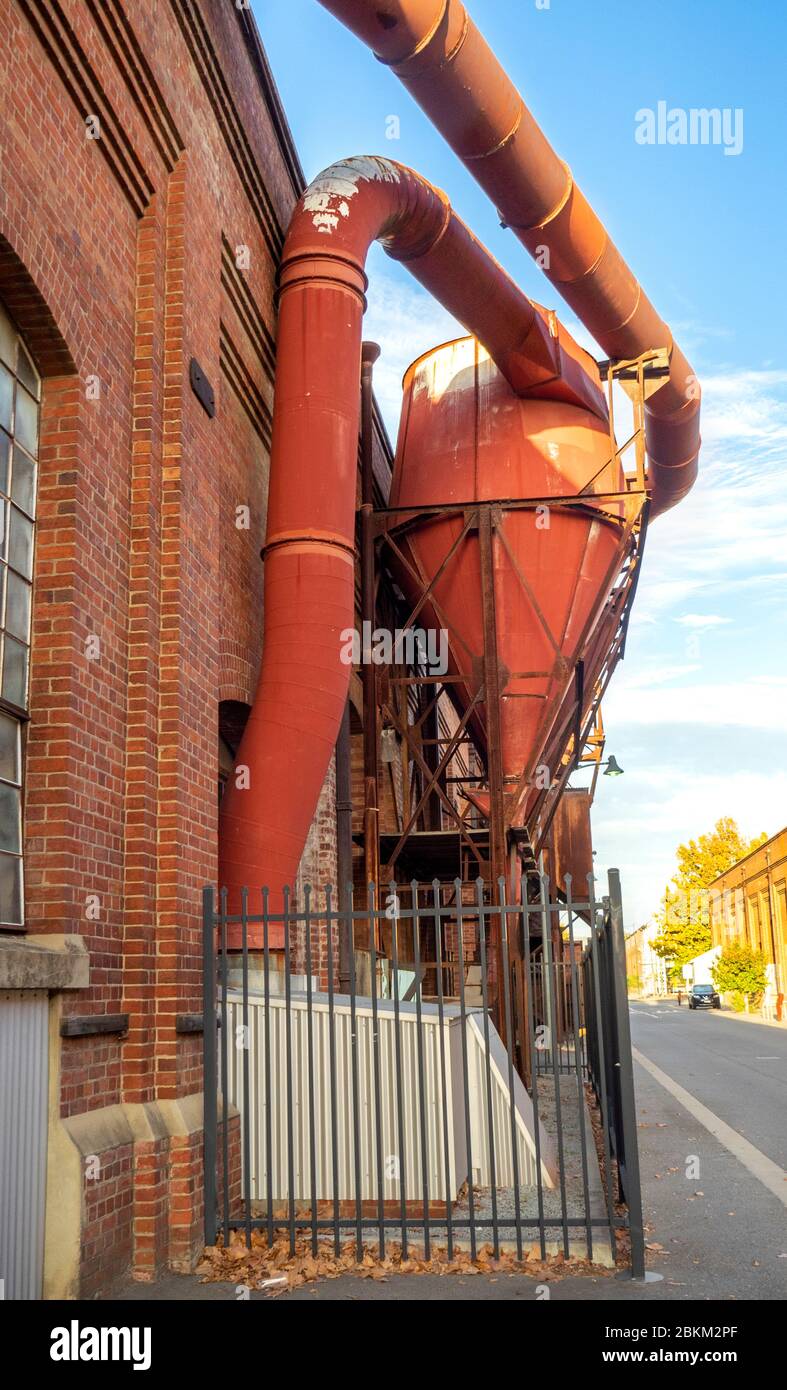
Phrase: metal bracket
[
  {"left": 189, "top": 357, "right": 216, "bottom": 417},
  {"left": 60, "top": 1013, "right": 129, "bottom": 1038}
]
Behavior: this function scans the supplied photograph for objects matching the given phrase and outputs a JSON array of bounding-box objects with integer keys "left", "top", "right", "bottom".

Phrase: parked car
[{"left": 689, "top": 983, "right": 721, "bottom": 1010}]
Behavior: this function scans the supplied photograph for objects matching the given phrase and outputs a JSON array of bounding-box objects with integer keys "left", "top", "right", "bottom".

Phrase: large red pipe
[
  {"left": 218, "top": 156, "right": 605, "bottom": 912},
  {"left": 317, "top": 0, "right": 701, "bottom": 516}
]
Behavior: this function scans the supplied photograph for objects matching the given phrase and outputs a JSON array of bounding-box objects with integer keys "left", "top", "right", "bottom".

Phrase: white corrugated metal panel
[
  {"left": 0, "top": 990, "right": 49, "bottom": 1300},
  {"left": 225, "top": 991, "right": 555, "bottom": 1204},
  {"left": 466, "top": 1013, "right": 557, "bottom": 1188}
]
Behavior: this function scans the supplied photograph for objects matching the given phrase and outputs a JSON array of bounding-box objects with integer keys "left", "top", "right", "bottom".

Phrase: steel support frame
[
  {"left": 369, "top": 488, "right": 647, "bottom": 871},
  {"left": 356, "top": 352, "right": 653, "bottom": 1030},
  {"left": 527, "top": 498, "right": 649, "bottom": 856},
  {"left": 370, "top": 500, "right": 528, "bottom": 881},
  {"left": 363, "top": 493, "right": 640, "bottom": 1031}
]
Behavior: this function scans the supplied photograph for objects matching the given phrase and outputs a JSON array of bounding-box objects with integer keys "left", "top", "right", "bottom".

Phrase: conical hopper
[{"left": 388, "top": 337, "right": 628, "bottom": 822}]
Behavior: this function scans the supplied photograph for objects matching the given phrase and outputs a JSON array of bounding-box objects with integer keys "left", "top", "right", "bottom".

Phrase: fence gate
[{"left": 202, "top": 869, "right": 644, "bottom": 1273}]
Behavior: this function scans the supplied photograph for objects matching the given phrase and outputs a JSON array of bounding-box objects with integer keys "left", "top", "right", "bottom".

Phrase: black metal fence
[
  {"left": 583, "top": 874, "right": 646, "bottom": 1265},
  {"left": 202, "top": 869, "right": 644, "bottom": 1273}
]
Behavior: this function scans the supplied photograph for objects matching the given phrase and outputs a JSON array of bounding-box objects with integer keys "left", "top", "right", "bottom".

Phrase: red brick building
[{"left": 0, "top": 0, "right": 386, "bottom": 1299}]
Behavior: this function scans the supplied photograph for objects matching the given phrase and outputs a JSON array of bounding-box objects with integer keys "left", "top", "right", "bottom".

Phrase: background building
[
  {"left": 625, "top": 921, "right": 668, "bottom": 998},
  {"left": 708, "top": 825, "right": 787, "bottom": 1003}
]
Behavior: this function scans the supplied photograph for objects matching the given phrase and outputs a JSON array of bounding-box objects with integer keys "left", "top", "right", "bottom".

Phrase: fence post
[
  {"left": 607, "top": 869, "right": 646, "bottom": 1278},
  {"left": 202, "top": 885, "right": 218, "bottom": 1248}
]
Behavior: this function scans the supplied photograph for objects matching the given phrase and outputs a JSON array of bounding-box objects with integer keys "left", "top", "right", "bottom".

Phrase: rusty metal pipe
[
  {"left": 318, "top": 0, "right": 701, "bottom": 516},
  {"left": 218, "top": 156, "right": 604, "bottom": 910},
  {"left": 361, "top": 341, "right": 381, "bottom": 893}
]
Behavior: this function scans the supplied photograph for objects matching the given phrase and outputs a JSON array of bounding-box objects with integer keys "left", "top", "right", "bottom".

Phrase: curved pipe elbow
[
  {"left": 319, "top": 0, "right": 702, "bottom": 513},
  {"left": 645, "top": 342, "right": 701, "bottom": 516}
]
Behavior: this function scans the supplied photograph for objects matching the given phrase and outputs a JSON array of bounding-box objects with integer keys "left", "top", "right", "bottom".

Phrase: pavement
[
  {"left": 107, "top": 1001, "right": 787, "bottom": 1302},
  {"left": 695, "top": 1003, "right": 786, "bottom": 1030}
]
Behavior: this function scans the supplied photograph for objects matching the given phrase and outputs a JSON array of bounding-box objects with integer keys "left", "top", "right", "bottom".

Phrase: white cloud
[
  {"left": 597, "top": 357, "right": 787, "bottom": 922},
  {"left": 629, "top": 365, "right": 787, "bottom": 649},
  {"left": 593, "top": 766, "right": 786, "bottom": 927},
  {"left": 618, "top": 662, "right": 702, "bottom": 688},
  {"left": 604, "top": 676, "right": 786, "bottom": 731},
  {"left": 673, "top": 613, "right": 732, "bottom": 630},
  {"left": 699, "top": 369, "right": 787, "bottom": 459}
]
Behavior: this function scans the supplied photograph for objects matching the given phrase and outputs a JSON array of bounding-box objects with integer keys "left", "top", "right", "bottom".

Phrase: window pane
[
  {"left": 5, "top": 570, "right": 31, "bottom": 641},
  {"left": 0, "top": 306, "right": 16, "bottom": 371},
  {"left": 0, "top": 710, "right": 20, "bottom": 783},
  {"left": 8, "top": 506, "right": 33, "bottom": 579},
  {"left": 14, "top": 384, "right": 38, "bottom": 456},
  {"left": 0, "top": 782, "right": 21, "bottom": 852},
  {"left": 1, "top": 633, "right": 28, "bottom": 707},
  {"left": 16, "top": 342, "right": 40, "bottom": 400},
  {"left": 0, "top": 363, "right": 12, "bottom": 433},
  {"left": 11, "top": 446, "right": 36, "bottom": 517},
  {"left": 0, "top": 562, "right": 5, "bottom": 625},
  {"left": 0, "top": 851, "right": 23, "bottom": 926},
  {"left": 0, "top": 499, "right": 7, "bottom": 561},
  {"left": 0, "top": 429, "right": 9, "bottom": 494}
]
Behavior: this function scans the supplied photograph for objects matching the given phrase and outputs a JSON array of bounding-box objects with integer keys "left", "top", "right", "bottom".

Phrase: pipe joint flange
[{"left": 262, "top": 531, "right": 358, "bottom": 563}]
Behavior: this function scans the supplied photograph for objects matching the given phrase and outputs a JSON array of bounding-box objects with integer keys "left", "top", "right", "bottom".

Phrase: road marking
[
  {"left": 756, "top": 1057, "right": 779, "bottom": 1062},
  {"left": 632, "top": 1046, "right": 787, "bottom": 1209}
]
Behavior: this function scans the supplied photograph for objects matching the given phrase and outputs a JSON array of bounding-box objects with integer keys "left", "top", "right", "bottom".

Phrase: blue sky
[{"left": 256, "top": 0, "right": 787, "bottom": 927}]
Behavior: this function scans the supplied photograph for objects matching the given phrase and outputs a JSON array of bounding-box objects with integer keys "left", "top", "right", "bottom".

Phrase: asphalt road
[{"left": 630, "top": 1001, "right": 787, "bottom": 1168}]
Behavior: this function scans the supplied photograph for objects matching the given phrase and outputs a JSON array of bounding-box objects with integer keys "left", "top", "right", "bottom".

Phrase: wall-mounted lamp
[
  {"left": 602, "top": 755, "right": 624, "bottom": 777},
  {"left": 380, "top": 727, "right": 398, "bottom": 763}
]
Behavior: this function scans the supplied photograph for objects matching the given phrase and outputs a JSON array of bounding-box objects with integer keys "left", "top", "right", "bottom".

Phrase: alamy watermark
[
  {"left": 635, "top": 102, "right": 743, "bottom": 156},
  {"left": 662, "top": 885, "right": 745, "bottom": 927},
  {"left": 50, "top": 1320, "right": 151, "bottom": 1371},
  {"left": 340, "top": 621, "right": 448, "bottom": 676}
]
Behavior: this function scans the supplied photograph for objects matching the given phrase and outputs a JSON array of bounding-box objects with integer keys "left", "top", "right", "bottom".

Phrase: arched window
[
  {"left": 0, "top": 302, "right": 40, "bottom": 928},
  {"left": 218, "top": 700, "right": 250, "bottom": 803}
]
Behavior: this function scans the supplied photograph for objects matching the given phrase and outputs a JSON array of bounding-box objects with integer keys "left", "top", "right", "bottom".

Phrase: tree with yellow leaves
[{"left": 651, "top": 817, "right": 767, "bottom": 981}]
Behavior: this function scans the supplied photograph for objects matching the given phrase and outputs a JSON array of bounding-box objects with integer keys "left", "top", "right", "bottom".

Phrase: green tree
[
  {"left": 651, "top": 817, "right": 767, "bottom": 982},
  {"left": 712, "top": 942, "right": 768, "bottom": 1011}
]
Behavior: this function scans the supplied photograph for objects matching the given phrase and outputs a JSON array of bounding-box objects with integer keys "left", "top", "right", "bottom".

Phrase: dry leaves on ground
[{"left": 197, "top": 1229, "right": 609, "bottom": 1297}]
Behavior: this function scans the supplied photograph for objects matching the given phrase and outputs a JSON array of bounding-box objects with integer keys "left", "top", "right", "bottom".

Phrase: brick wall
[
  {"left": 80, "top": 1143, "right": 135, "bottom": 1301},
  {"left": 295, "top": 751, "right": 339, "bottom": 989},
  {"left": 0, "top": 0, "right": 394, "bottom": 1294}
]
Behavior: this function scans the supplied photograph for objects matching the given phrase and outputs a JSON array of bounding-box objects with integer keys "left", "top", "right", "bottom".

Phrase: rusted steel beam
[{"left": 477, "top": 506, "right": 507, "bottom": 1021}]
